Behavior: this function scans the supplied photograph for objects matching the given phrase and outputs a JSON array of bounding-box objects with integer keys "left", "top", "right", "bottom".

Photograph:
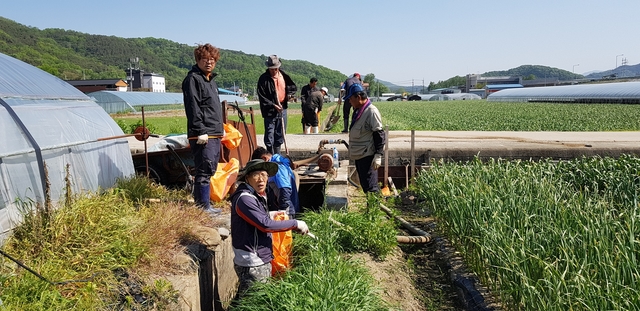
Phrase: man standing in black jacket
[
  {"left": 257, "top": 55, "right": 297, "bottom": 154},
  {"left": 300, "top": 77, "right": 318, "bottom": 132},
  {"left": 341, "top": 73, "right": 362, "bottom": 133},
  {"left": 182, "top": 43, "right": 224, "bottom": 215}
]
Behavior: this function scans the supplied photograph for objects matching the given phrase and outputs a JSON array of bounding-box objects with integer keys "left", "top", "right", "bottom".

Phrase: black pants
[
  {"left": 355, "top": 154, "right": 379, "bottom": 193},
  {"left": 342, "top": 100, "right": 352, "bottom": 131}
]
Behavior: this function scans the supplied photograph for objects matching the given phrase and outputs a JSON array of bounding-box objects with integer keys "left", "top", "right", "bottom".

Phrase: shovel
[{"left": 325, "top": 90, "right": 344, "bottom": 131}]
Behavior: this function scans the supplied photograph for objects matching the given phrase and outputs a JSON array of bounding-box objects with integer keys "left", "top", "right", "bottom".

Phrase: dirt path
[{"left": 347, "top": 187, "right": 466, "bottom": 310}]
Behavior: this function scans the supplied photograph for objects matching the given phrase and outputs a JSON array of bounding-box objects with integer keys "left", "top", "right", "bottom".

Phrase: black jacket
[
  {"left": 182, "top": 65, "right": 224, "bottom": 137},
  {"left": 300, "top": 84, "right": 318, "bottom": 105},
  {"left": 257, "top": 69, "right": 297, "bottom": 118}
]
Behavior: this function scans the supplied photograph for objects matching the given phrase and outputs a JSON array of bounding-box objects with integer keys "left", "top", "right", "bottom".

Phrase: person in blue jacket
[
  {"left": 251, "top": 147, "right": 300, "bottom": 218},
  {"left": 230, "top": 159, "right": 309, "bottom": 296}
]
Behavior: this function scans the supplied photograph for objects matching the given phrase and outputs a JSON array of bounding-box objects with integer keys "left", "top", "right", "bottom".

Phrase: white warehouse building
[{"left": 142, "top": 72, "right": 166, "bottom": 93}]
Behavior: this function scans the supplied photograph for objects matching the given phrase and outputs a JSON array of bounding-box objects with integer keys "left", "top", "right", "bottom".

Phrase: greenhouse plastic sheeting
[
  {"left": 89, "top": 90, "right": 247, "bottom": 113},
  {"left": 0, "top": 53, "right": 134, "bottom": 241},
  {"left": 487, "top": 81, "right": 640, "bottom": 103}
]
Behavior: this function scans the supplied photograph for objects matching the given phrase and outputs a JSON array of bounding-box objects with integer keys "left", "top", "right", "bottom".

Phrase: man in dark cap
[
  {"left": 344, "top": 83, "right": 385, "bottom": 194},
  {"left": 257, "top": 55, "right": 297, "bottom": 154},
  {"left": 341, "top": 73, "right": 362, "bottom": 133},
  {"left": 230, "top": 159, "right": 309, "bottom": 296}
]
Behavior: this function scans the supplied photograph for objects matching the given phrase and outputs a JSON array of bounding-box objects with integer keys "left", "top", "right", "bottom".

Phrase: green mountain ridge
[
  {"left": 5, "top": 17, "right": 629, "bottom": 95},
  {"left": 0, "top": 17, "right": 348, "bottom": 94}
]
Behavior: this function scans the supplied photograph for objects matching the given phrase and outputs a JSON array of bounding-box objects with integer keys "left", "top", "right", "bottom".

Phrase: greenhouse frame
[
  {"left": 88, "top": 90, "right": 247, "bottom": 114},
  {"left": 0, "top": 53, "right": 134, "bottom": 241},
  {"left": 487, "top": 81, "right": 640, "bottom": 104}
]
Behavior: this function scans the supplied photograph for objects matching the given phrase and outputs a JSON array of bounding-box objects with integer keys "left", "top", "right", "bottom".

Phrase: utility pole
[
  {"left": 616, "top": 54, "right": 624, "bottom": 70},
  {"left": 128, "top": 57, "right": 139, "bottom": 92}
]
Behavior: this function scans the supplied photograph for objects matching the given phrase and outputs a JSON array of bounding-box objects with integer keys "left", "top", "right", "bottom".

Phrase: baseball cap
[{"left": 343, "top": 83, "right": 364, "bottom": 101}]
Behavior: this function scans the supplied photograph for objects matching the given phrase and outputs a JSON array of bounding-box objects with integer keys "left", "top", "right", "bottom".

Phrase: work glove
[
  {"left": 296, "top": 220, "right": 309, "bottom": 235},
  {"left": 372, "top": 154, "right": 382, "bottom": 170},
  {"left": 196, "top": 134, "right": 208, "bottom": 145}
]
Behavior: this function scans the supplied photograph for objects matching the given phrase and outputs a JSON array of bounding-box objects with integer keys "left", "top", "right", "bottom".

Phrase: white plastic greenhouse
[
  {"left": 487, "top": 82, "right": 640, "bottom": 103},
  {"left": 89, "top": 90, "right": 247, "bottom": 114},
  {"left": 0, "top": 53, "right": 135, "bottom": 241}
]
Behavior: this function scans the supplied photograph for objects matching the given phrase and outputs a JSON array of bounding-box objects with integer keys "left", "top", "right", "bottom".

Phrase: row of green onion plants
[{"left": 414, "top": 154, "right": 640, "bottom": 310}]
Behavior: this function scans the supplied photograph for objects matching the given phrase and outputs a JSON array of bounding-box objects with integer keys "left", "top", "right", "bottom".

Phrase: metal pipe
[
  {"left": 410, "top": 130, "right": 415, "bottom": 182},
  {"left": 317, "top": 139, "right": 349, "bottom": 153}
]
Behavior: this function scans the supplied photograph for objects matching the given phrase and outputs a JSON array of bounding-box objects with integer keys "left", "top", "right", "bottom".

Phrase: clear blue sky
[{"left": 3, "top": 0, "right": 638, "bottom": 86}]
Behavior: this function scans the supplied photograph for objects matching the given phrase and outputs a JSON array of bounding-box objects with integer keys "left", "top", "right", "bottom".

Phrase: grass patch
[
  {"left": 111, "top": 100, "right": 640, "bottom": 135},
  {"left": 375, "top": 100, "right": 640, "bottom": 131},
  {"left": 110, "top": 102, "right": 339, "bottom": 136},
  {"left": 231, "top": 203, "right": 399, "bottom": 310},
  {"left": 0, "top": 176, "right": 213, "bottom": 310}
]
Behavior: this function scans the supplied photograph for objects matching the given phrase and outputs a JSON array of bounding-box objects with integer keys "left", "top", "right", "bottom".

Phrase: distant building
[
  {"left": 465, "top": 74, "right": 522, "bottom": 92},
  {"left": 65, "top": 79, "right": 128, "bottom": 93},
  {"left": 125, "top": 69, "right": 144, "bottom": 90},
  {"left": 123, "top": 69, "right": 165, "bottom": 92},
  {"left": 142, "top": 72, "right": 166, "bottom": 92},
  {"left": 485, "top": 84, "right": 524, "bottom": 96}
]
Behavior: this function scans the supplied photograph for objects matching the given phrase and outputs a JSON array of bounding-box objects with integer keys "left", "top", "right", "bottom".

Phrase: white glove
[
  {"left": 372, "top": 154, "right": 382, "bottom": 170},
  {"left": 196, "top": 134, "right": 208, "bottom": 144},
  {"left": 296, "top": 220, "right": 309, "bottom": 235}
]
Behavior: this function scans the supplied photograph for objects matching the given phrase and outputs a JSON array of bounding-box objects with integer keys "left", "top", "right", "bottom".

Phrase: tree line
[{"left": 0, "top": 17, "right": 349, "bottom": 97}]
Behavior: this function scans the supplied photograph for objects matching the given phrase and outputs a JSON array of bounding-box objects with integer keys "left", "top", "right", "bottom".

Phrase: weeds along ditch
[
  {"left": 230, "top": 195, "right": 400, "bottom": 311},
  {"left": 414, "top": 155, "right": 640, "bottom": 310},
  {"left": 0, "top": 176, "right": 402, "bottom": 310},
  {"left": 0, "top": 177, "right": 197, "bottom": 310}
]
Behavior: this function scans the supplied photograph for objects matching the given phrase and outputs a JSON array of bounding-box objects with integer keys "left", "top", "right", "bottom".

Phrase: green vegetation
[
  {"left": 0, "top": 17, "right": 347, "bottom": 94},
  {"left": 113, "top": 102, "right": 339, "bottom": 135},
  {"left": 483, "top": 64, "right": 584, "bottom": 81},
  {"left": 0, "top": 176, "right": 208, "bottom": 310},
  {"left": 113, "top": 100, "right": 640, "bottom": 135},
  {"left": 414, "top": 155, "right": 640, "bottom": 310},
  {"left": 232, "top": 203, "right": 398, "bottom": 310},
  {"left": 0, "top": 17, "right": 590, "bottom": 97},
  {"left": 0, "top": 173, "right": 400, "bottom": 310},
  {"left": 375, "top": 100, "right": 640, "bottom": 131},
  {"left": 427, "top": 75, "right": 468, "bottom": 91}
]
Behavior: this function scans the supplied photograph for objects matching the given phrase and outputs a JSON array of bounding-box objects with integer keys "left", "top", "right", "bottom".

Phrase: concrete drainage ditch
[{"left": 164, "top": 163, "right": 499, "bottom": 311}]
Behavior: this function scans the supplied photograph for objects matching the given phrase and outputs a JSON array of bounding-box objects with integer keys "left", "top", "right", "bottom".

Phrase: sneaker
[
  {"left": 203, "top": 207, "right": 222, "bottom": 217},
  {"left": 341, "top": 130, "right": 348, "bottom": 134}
]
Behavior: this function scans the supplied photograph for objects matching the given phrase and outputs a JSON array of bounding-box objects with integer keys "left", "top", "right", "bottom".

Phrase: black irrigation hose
[
  {"left": 0, "top": 249, "right": 100, "bottom": 285},
  {"left": 379, "top": 203, "right": 431, "bottom": 244},
  {"left": 166, "top": 144, "right": 193, "bottom": 191}
]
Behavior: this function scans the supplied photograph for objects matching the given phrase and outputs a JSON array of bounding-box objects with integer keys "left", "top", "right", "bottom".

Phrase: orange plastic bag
[
  {"left": 209, "top": 158, "right": 239, "bottom": 202},
  {"left": 221, "top": 123, "right": 243, "bottom": 150},
  {"left": 271, "top": 213, "right": 292, "bottom": 276}
]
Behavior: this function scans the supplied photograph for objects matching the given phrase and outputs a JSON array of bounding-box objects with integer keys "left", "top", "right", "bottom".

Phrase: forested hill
[
  {"left": 482, "top": 65, "right": 582, "bottom": 81},
  {"left": 0, "top": 17, "right": 347, "bottom": 93}
]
